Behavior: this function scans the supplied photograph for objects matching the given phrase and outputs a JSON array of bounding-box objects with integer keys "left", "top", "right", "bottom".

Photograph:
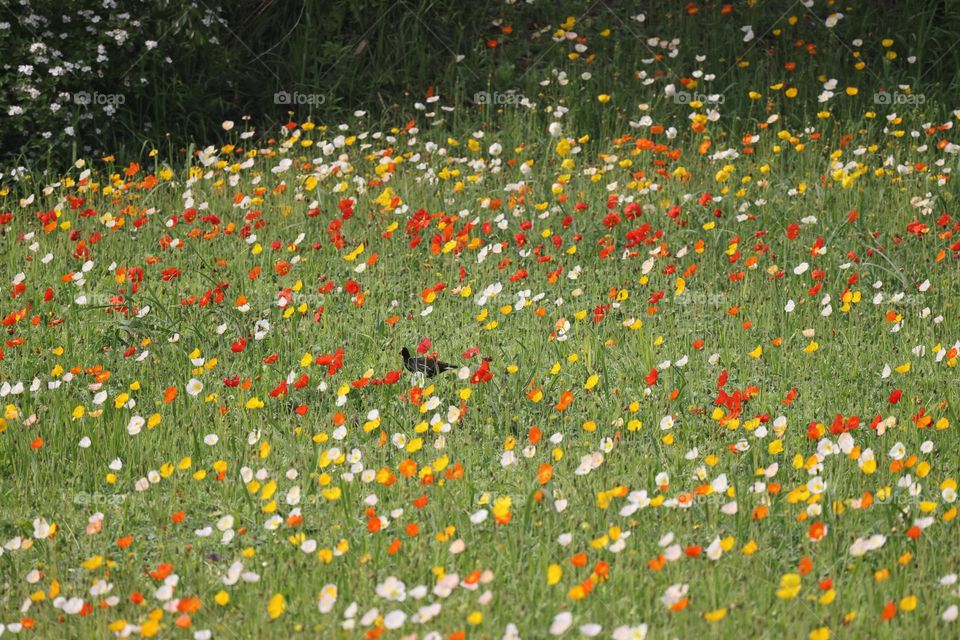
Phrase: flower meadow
[{"left": 2, "top": 3, "right": 960, "bottom": 640}]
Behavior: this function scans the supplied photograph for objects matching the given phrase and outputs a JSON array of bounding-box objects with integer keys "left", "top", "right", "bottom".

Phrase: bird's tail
[{"left": 438, "top": 362, "right": 456, "bottom": 373}]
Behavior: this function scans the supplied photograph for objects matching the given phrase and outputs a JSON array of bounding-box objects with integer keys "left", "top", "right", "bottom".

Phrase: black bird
[{"left": 400, "top": 347, "right": 456, "bottom": 378}]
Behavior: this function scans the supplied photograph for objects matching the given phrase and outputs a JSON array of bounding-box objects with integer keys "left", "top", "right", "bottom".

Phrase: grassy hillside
[{"left": 1, "top": 1, "right": 960, "bottom": 638}]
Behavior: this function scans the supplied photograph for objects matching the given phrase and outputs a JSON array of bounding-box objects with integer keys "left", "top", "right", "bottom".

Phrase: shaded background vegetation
[{"left": 3, "top": 0, "right": 960, "bottom": 168}]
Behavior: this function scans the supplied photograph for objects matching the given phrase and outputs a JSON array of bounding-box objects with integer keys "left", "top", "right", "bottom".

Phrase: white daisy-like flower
[
  {"left": 376, "top": 576, "right": 406, "bottom": 602},
  {"left": 186, "top": 378, "right": 204, "bottom": 396},
  {"left": 127, "top": 415, "right": 145, "bottom": 435}
]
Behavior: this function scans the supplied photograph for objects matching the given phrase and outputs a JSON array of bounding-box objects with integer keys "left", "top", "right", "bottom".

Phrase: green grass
[
  {"left": 2, "top": 3, "right": 960, "bottom": 639},
  {"left": 1, "top": 111, "right": 958, "bottom": 638}
]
